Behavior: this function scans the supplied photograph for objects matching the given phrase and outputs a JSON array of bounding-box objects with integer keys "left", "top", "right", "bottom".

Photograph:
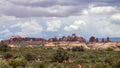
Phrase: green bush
[
  {"left": 115, "top": 61, "right": 120, "bottom": 68},
  {"left": 36, "top": 62, "right": 47, "bottom": 68},
  {"left": 52, "top": 48, "right": 69, "bottom": 63},
  {"left": 94, "top": 62, "right": 111, "bottom": 68},
  {"left": 72, "top": 46, "right": 85, "bottom": 52},
  {"left": 106, "top": 48, "right": 113, "bottom": 51},
  {"left": 9, "top": 58, "right": 27, "bottom": 68},
  {"left": 0, "top": 42, "right": 11, "bottom": 52},
  {"left": 3, "top": 52, "right": 13, "bottom": 59},
  {"left": 24, "top": 53, "right": 37, "bottom": 61},
  {"left": 0, "top": 58, "right": 10, "bottom": 68}
]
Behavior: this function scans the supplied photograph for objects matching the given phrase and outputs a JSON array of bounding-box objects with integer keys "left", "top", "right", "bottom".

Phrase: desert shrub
[
  {"left": 94, "top": 62, "right": 111, "bottom": 68},
  {"left": 9, "top": 58, "right": 27, "bottom": 68},
  {"left": 36, "top": 62, "right": 47, "bottom": 68},
  {"left": 52, "top": 48, "right": 69, "bottom": 63},
  {"left": 115, "top": 61, "right": 120, "bottom": 68},
  {"left": 0, "top": 42, "right": 11, "bottom": 52},
  {"left": 24, "top": 53, "right": 37, "bottom": 61},
  {"left": 111, "top": 60, "right": 120, "bottom": 68},
  {"left": 52, "top": 63, "right": 60, "bottom": 68},
  {"left": 104, "top": 58, "right": 113, "bottom": 65},
  {"left": 46, "top": 47, "right": 53, "bottom": 50},
  {"left": 72, "top": 46, "right": 85, "bottom": 52},
  {"left": 0, "top": 58, "right": 10, "bottom": 68},
  {"left": 67, "top": 48, "right": 71, "bottom": 51},
  {"left": 106, "top": 48, "right": 113, "bottom": 51},
  {"left": 3, "top": 52, "right": 13, "bottom": 59}
]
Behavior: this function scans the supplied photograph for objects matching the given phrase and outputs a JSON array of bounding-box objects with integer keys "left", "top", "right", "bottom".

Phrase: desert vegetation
[{"left": 0, "top": 42, "right": 120, "bottom": 68}]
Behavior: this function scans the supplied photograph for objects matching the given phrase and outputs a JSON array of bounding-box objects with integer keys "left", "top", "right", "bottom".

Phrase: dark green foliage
[
  {"left": 94, "top": 62, "right": 111, "bottom": 68},
  {"left": 115, "top": 60, "right": 120, "bottom": 68},
  {"left": 0, "top": 46, "right": 120, "bottom": 68},
  {"left": 52, "top": 48, "right": 69, "bottom": 63},
  {"left": 72, "top": 46, "right": 85, "bottom": 52},
  {"left": 106, "top": 48, "right": 114, "bottom": 51},
  {"left": 9, "top": 58, "right": 27, "bottom": 68},
  {"left": 36, "top": 62, "right": 47, "bottom": 68},
  {"left": 0, "top": 42, "right": 11, "bottom": 52},
  {"left": 3, "top": 52, "right": 13, "bottom": 59},
  {"left": 24, "top": 53, "right": 36, "bottom": 61},
  {"left": 0, "top": 58, "right": 10, "bottom": 68}
]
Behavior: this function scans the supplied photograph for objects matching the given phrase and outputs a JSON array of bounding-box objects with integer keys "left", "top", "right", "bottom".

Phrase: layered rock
[
  {"left": 47, "top": 34, "right": 86, "bottom": 43},
  {"left": 1, "top": 34, "right": 112, "bottom": 44},
  {"left": 2, "top": 35, "right": 46, "bottom": 44},
  {"left": 89, "top": 36, "right": 99, "bottom": 42}
]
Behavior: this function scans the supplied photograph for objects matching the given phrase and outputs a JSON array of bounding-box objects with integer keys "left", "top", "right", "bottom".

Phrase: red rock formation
[
  {"left": 89, "top": 36, "right": 99, "bottom": 43},
  {"left": 58, "top": 34, "right": 86, "bottom": 43},
  {"left": 2, "top": 35, "right": 46, "bottom": 44},
  {"left": 101, "top": 38, "right": 105, "bottom": 42},
  {"left": 101, "top": 37, "right": 111, "bottom": 43},
  {"left": 77, "top": 37, "right": 86, "bottom": 42},
  {"left": 48, "top": 36, "right": 58, "bottom": 42},
  {"left": 89, "top": 36, "right": 95, "bottom": 42},
  {"left": 2, "top": 34, "right": 87, "bottom": 44},
  {"left": 106, "top": 37, "right": 110, "bottom": 42},
  {"left": 95, "top": 38, "right": 99, "bottom": 42}
]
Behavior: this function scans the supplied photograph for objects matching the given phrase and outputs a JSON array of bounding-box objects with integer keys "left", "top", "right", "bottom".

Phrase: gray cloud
[
  {"left": 8, "top": 0, "right": 91, "bottom": 7},
  {"left": 0, "top": 0, "right": 90, "bottom": 17},
  {"left": 0, "top": 0, "right": 119, "bottom": 17},
  {"left": 93, "top": 0, "right": 120, "bottom": 7}
]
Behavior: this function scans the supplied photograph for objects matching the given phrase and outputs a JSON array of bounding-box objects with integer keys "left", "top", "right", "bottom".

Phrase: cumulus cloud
[
  {"left": 0, "top": 0, "right": 119, "bottom": 17},
  {"left": 110, "top": 13, "right": 120, "bottom": 25},
  {"left": 90, "top": 6, "right": 117, "bottom": 14},
  {"left": 46, "top": 19, "right": 61, "bottom": 31},
  {"left": 10, "top": 19, "right": 43, "bottom": 37},
  {"left": 0, "top": 29, "right": 10, "bottom": 34},
  {"left": 82, "top": 5, "right": 118, "bottom": 15},
  {"left": 9, "top": 0, "right": 91, "bottom": 7},
  {"left": 0, "top": 0, "right": 120, "bottom": 40},
  {"left": 100, "top": 22, "right": 120, "bottom": 37},
  {"left": 111, "top": 13, "right": 120, "bottom": 20},
  {"left": 0, "top": 28, "right": 13, "bottom": 39},
  {"left": 0, "top": 0, "right": 84, "bottom": 17},
  {"left": 64, "top": 20, "right": 86, "bottom": 31},
  {"left": 0, "top": 15, "right": 16, "bottom": 22}
]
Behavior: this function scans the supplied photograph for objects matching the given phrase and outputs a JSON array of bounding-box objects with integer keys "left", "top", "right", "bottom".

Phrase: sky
[{"left": 0, "top": 0, "right": 120, "bottom": 40}]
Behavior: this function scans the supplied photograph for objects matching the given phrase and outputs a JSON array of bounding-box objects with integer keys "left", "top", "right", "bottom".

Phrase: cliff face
[
  {"left": 1, "top": 34, "right": 120, "bottom": 50},
  {"left": 2, "top": 35, "right": 46, "bottom": 44},
  {"left": 48, "top": 34, "right": 86, "bottom": 43},
  {"left": 2, "top": 34, "right": 86, "bottom": 44}
]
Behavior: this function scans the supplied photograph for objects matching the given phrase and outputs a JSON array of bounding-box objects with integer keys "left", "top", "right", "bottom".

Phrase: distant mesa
[
  {"left": 1, "top": 33, "right": 111, "bottom": 44},
  {"left": 2, "top": 35, "right": 46, "bottom": 44},
  {"left": 48, "top": 33, "right": 86, "bottom": 43}
]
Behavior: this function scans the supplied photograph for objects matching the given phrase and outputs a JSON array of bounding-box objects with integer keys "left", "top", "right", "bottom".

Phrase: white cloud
[
  {"left": 0, "top": 29, "right": 13, "bottom": 39},
  {"left": 46, "top": 19, "right": 61, "bottom": 31},
  {"left": 90, "top": 6, "right": 117, "bottom": 14},
  {"left": 64, "top": 20, "right": 86, "bottom": 31},
  {"left": 82, "top": 5, "right": 118, "bottom": 15},
  {"left": 0, "top": 29, "right": 10, "bottom": 34},
  {"left": 111, "top": 13, "right": 120, "bottom": 20},
  {"left": 82, "top": 9, "right": 88, "bottom": 15},
  {"left": 0, "top": 15, "right": 16, "bottom": 22},
  {"left": 0, "top": 0, "right": 82, "bottom": 17},
  {"left": 11, "top": 19, "right": 43, "bottom": 37},
  {"left": 100, "top": 23, "right": 120, "bottom": 37}
]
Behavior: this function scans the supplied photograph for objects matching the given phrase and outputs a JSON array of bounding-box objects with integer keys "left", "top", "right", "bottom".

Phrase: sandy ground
[{"left": 8, "top": 42, "right": 120, "bottom": 51}]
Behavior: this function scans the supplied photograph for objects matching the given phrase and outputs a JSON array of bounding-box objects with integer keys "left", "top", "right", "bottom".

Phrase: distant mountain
[
  {"left": 98, "top": 37, "right": 120, "bottom": 42},
  {"left": 110, "top": 37, "right": 120, "bottom": 42}
]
